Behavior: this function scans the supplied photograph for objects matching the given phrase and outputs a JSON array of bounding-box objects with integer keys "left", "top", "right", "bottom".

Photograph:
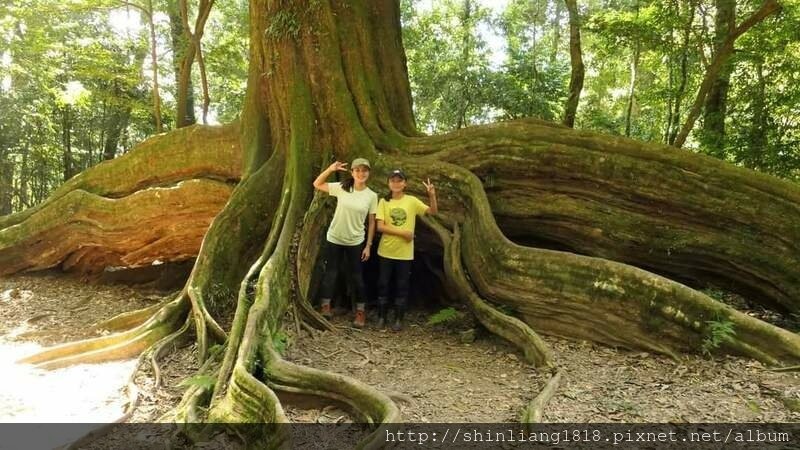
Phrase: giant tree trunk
[{"left": 3, "top": 0, "right": 800, "bottom": 445}]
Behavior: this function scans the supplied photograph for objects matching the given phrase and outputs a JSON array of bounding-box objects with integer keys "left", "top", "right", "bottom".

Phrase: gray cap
[{"left": 351, "top": 157, "right": 371, "bottom": 169}]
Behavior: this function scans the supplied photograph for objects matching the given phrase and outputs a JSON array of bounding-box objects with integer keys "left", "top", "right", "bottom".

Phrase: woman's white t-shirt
[{"left": 326, "top": 182, "right": 378, "bottom": 246}]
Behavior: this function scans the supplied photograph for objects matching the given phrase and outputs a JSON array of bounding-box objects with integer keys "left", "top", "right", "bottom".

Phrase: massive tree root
[
  {"left": 0, "top": 124, "right": 240, "bottom": 275},
  {"left": 5, "top": 0, "right": 800, "bottom": 446}
]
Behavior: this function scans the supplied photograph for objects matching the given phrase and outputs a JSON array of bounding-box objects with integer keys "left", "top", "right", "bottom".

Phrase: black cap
[{"left": 388, "top": 168, "right": 407, "bottom": 180}]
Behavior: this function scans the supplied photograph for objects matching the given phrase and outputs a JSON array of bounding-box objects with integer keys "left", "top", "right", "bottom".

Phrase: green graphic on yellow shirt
[{"left": 390, "top": 208, "right": 407, "bottom": 226}]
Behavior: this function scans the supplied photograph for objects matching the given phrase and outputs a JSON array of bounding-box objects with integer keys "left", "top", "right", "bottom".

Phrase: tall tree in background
[
  {"left": 495, "top": 0, "right": 567, "bottom": 121},
  {"left": 402, "top": 0, "right": 493, "bottom": 131},
  {"left": 562, "top": 0, "right": 584, "bottom": 127},
  {"left": 700, "top": 0, "right": 736, "bottom": 156},
  {"left": 168, "top": 2, "right": 197, "bottom": 127},
  {"left": 673, "top": 0, "right": 781, "bottom": 147},
  {"left": 665, "top": 0, "right": 697, "bottom": 145},
  {"left": 624, "top": 1, "right": 641, "bottom": 137},
  {"left": 116, "top": 0, "right": 164, "bottom": 132},
  {"left": 174, "top": 0, "right": 215, "bottom": 127}
]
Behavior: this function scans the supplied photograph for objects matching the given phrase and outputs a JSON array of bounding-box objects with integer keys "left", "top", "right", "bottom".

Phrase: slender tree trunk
[
  {"left": 19, "top": 142, "right": 29, "bottom": 209},
  {"left": 0, "top": 151, "right": 11, "bottom": 215},
  {"left": 62, "top": 105, "right": 74, "bottom": 181},
  {"left": 169, "top": 2, "right": 196, "bottom": 127},
  {"left": 667, "top": 0, "right": 696, "bottom": 144},
  {"left": 550, "top": 0, "right": 563, "bottom": 66},
  {"left": 624, "top": 43, "right": 640, "bottom": 137},
  {"left": 196, "top": 35, "right": 211, "bottom": 124},
  {"left": 146, "top": 0, "right": 163, "bottom": 133},
  {"left": 456, "top": 0, "right": 474, "bottom": 130},
  {"left": 664, "top": 0, "right": 677, "bottom": 143},
  {"left": 103, "top": 108, "right": 132, "bottom": 160},
  {"left": 748, "top": 58, "right": 769, "bottom": 169},
  {"left": 183, "top": 0, "right": 214, "bottom": 124},
  {"left": 175, "top": 0, "right": 215, "bottom": 127},
  {"left": 673, "top": 0, "right": 780, "bottom": 148},
  {"left": 701, "top": 0, "right": 736, "bottom": 156},
  {"left": 562, "top": 0, "right": 584, "bottom": 128}
]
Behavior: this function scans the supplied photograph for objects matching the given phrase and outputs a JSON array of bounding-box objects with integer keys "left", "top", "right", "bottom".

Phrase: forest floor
[{"left": 1, "top": 271, "right": 798, "bottom": 439}]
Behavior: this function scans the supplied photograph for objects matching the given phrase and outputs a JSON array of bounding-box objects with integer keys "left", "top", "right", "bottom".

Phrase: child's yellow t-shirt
[{"left": 376, "top": 194, "right": 429, "bottom": 260}]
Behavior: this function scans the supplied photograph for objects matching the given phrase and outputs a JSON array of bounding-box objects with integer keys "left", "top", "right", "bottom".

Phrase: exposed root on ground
[
  {"left": 17, "top": 292, "right": 217, "bottom": 372},
  {"left": 521, "top": 369, "right": 565, "bottom": 424}
]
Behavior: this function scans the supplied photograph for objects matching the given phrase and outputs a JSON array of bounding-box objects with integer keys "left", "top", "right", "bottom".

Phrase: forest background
[{"left": 1, "top": 0, "right": 797, "bottom": 213}]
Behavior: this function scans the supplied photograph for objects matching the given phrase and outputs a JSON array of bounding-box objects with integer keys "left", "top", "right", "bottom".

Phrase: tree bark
[
  {"left": 624, "top": 43, "right": 640, "bottom": 137},
  {"left": 62, "top": 105, "right": 75, "bottom": 181},
  {"left": 562, "top": 0, "right": 584, "bottom": 128},
  {"left": 701, "top": 0, "right": 736, "bottom": 156},
  {"left": 146, "top": 0, "right": 163, "bottom": 133},
  {"left": 103, "top": 85, "right": 133, "bottom": 161},
  {"left": 169, "top": 2, "right": 197, "bottom": 128},
  {"left": 673, "top": 0, "right": 780, "bottom": 148},
  {"left": 0, "top": 151, "right": 12, "bottom": 216},
  {"left": 180, "top": 0, "right": 215, "bottom": 125},
  {"left": 747, "top": 58, "right": 769, "bottom": 170},
  {"left": 667, "top": 0, "right": 696, "bottom": 145}
]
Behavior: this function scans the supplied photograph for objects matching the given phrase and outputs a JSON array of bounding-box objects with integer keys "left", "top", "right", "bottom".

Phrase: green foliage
[
  {"left": 178, "top": 374, "right": 216, "bottom": 390},
  {"left": 5, "top": 0, "right": 800, "bottom": 217},
  {"left": 701, "top": 313, "right": 736, "bottom": 356},
  {"left": 203, "top": 0, "right": 248, "bottom": 124},
  {"left": 701, "top": 287, "right": 726, "bottom": 302},
  {"left": 266, "top": 10, "right": 300, "bottom": 40},
  {"left": 272, "top": 330, "right": 289, "bottom": 355},
  {"left": 427, "top": 307, "right": 463, "bottom": 326},
  {"left": 402, "top": 0, "right": 497, "bottom": 133}
]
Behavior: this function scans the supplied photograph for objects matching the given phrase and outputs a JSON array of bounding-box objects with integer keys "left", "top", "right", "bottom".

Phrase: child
[
  {"left": 312, "top": 158, "right": 378, "bottom": 328},
  {"left": 376, "top": 169, "right": 438, "bottom": 330}
]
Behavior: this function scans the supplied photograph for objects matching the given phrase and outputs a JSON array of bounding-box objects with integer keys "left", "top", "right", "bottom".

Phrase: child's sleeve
[
  {"left": 416, "top": 197, "right": 430, "bottom": 215},
  {"left": 369, "top": 193, "right": 378, "bottom": 215},
  {"left": 376, "top": 198, "right": 386, "bottom": 222},
  {"left": 327, "top": 182, "right": 342, "bottom": 197}
]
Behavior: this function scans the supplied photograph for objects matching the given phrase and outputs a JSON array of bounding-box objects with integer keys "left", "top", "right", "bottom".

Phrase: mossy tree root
[
  {"left": 422, "top": 215, "right": 554, "bottom": 368},
  {"left": 0, "top": 180, "right": 233, "bottom": 275},
  {"left": 412, "top": 119, "right": 800, "bottom": 314},
  {"left": 18, "top": 296, "right": 190, "bottom": 369},
  {"left": 0, "top": 123, "right": 241, "bottom": 231},
  {"left": 0, "top": 124, "right": 242, "bottom": 275},
  {"left": 91, "top": 300, "right": 173, "bottom": 334},
  {"left": 396, "top": 157, "right": 800, "bottom": 366}
]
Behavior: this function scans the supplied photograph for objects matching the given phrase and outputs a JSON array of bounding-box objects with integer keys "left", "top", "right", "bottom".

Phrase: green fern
[
  {"left": 702, "top": 315, "right": 736, "bottom": 356},
  {"left": 178, "top": 374, "right": 216, "bottom": 390},
  {"left": 427, "top": 307, "right": 462, "bottom": 326}
]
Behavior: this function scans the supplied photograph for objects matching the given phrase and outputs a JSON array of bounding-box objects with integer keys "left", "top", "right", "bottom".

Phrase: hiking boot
[
  {"left": 353, "top": 309, "right": 366, "bottom": 328},
  {"left": 392, "top": 303, "right": 405, "bottom": 331},
  {"left": 377, "top": 302, "right": 388, "bottom": 329},
  {"left": 320, "top": 299, "right": 332, "bottom": 318},
  {"left": 392, "top": 317, "right": 403, "bottom": 332}
]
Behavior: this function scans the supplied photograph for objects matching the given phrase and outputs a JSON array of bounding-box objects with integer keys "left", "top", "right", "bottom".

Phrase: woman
[
  {"left": 312, "top": 157, "right": 378, "bottom": 328},
  {"left": 375, "top": 168, "right": 438, "bottom": 330}
]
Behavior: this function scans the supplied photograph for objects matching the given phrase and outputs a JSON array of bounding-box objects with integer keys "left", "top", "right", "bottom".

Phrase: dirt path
[{"left": 1, "top": 271, "right": 797, "bottom": 428}]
